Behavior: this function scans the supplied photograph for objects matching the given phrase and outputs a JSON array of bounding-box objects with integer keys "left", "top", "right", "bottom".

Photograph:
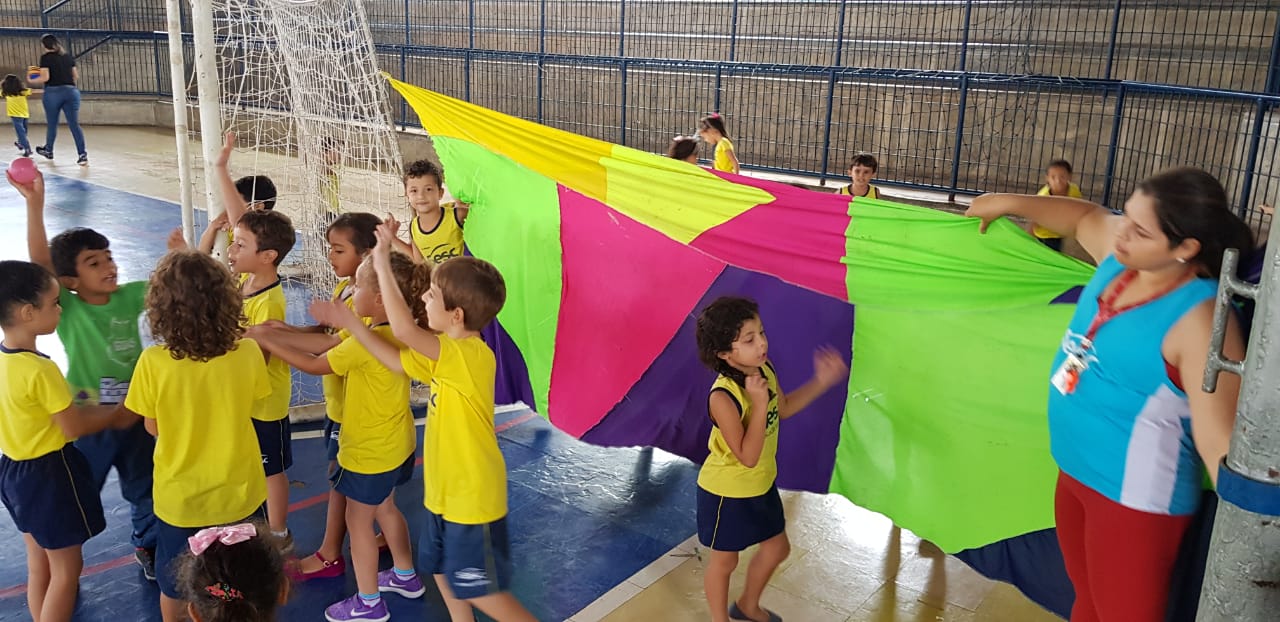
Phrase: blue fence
[{"left": 2, "top": 1, "right": 1278, "bottom": 232}]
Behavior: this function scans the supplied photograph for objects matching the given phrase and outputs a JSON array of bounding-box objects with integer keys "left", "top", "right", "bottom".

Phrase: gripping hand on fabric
[{"left": 813, "top": 345, "right": 849, "bottom": 389}]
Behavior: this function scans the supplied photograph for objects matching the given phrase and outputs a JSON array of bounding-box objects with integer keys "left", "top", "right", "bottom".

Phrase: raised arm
[
  {"left": 966, "top": 193, "right": 1119, "bottom": 262},
  {"left": 372, "top": 222, "right": 440, "bottom": 359},
  {"left": 214, "top": 132, "right": 251, "bottom": 227},
  {"left": 8, "top": 169, "right": 54, "bottom": 273},
  {"left": 198, "top": 212, "right": 230, "bottom": 254},
  {"left": 778, "top": 347, "right": 849, "bottom": 420}
]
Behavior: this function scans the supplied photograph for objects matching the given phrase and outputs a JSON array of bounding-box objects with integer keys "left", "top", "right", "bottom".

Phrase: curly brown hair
[
  {"left": 432, "top": 257, "right": 505, "bottom": 332},
  {"left": 695, "top": 296, "right": 759, "bottom": 388},
  {"left": 147, "top": 250, "right": 245, "bottom": 361},
  {"left": 359, "top": 251, "right": 432, "bottom": 326}
]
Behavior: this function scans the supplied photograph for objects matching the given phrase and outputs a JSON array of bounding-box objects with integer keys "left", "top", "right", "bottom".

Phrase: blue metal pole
[
  {"left": 465, "top": 0, "right": 474, "bottom": 102},
  {"left": 817, "top": 0, "right": 848, "bottom": 185},
  {"left": 153, "top": 37, "right": 163, "bottom": 96},
  {"left": 715, "top": 0, "right": 740, "bottom": 114},
  {"left": 537, "top": 0, "right": 545, "bottom": 123},
  {"left": 1100, "top": 83, "right": 1126, "bottom": 208},
  {"left": 400, "top": 48, "right": 408, "bottom": 129},
  {"left": 403, "top": 0, "right": 410, "bottom": 47},
  {"left": 1267, "top": 7, "right": 1280, "bottom": 94},
  {"left": 958, "top": 0, "right": 972, "bottom": 72},
  {"left": 620, "top": 60, "right": 628, "bottom": 145},
  {"left": 1238, "top": 98, "right": 1269, "bottom": 218},
  {"left": 39, "top": 0, "right": 47, "bottom": 29},
  {"left": 618, "top": 0, "right": 626, "bottom": 57},
  {"left": 1103, "top": 0, "right": 1123, "bottom": 81},
  {"left": 949, "top": 75, "right": 970, "bottom": 197}
]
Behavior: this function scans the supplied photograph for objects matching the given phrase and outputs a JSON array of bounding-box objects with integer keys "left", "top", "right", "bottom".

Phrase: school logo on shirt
[
  {"left": 106, "top": 317, "right": 142, "bottom": 367},
  {"left": 98, "top": 377, "right": 129, "bottom": 405},
  {"left": 428, "top": 244, "right": 460, "bottom": 264}
]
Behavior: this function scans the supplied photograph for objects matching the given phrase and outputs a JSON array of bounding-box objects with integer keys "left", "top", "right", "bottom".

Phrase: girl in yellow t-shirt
[
  {"left": 253, "top": 251, "right": 432, "bottom": 620},
  {"left": 694, "top": 296, "right": 848, "bottom": 622},
  {"left": 122, "top": 251, "right": 272, "bottom": 622},
  {"left": 699, "top": 113, "right": 740, "bottom": 174},
  {"left": 3, "top": 74, "right": 40, "bottom": 157},
  {"left": 248, "top": 211, "right": 381, "bottom": 580}
]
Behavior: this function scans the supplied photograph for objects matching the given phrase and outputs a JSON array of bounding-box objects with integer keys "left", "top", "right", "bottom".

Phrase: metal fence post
[
  {"left": 957, "top": 0, "right": 973, "bottom": 73},
  {"left": 1104, "top": 0, "right": 1123, "bottom": 80},
  {"left": 1100, "top": 82, "right": 1126, "bottom": 208},
  {"left": 464, "top": 0, "right": 474, "bottom": 102},
  {"left": 152, "top": 37, "right": 163, "bottom": 96},
  {"left": 620, "top": 59, "right": 628, "bottom": 145},
  {"left": 816, "top": 0, "right": 848, "bottom": 185},
  {"left": 1268, "top": 8, "right": 1280, "bottom": 94},
  {"left": 949, "top": 74, "right": 970, "bottom": 198},
  {"left": 1237, "top": 98, "right": 1270, "bottom": 218},
  {"left": 1196, "top": 230, "right": 1280, "bottom": 620},
  {"left": 714, "top": 0, "right": 740, "bottom": 114},
  {"left": 537, "top": 0, "right": 545, "bottom": 123}
]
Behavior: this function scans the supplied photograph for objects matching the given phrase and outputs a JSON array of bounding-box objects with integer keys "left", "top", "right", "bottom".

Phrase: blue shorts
[
  {"left": 696, "top": 484, "right": 785, "bottom": 552},
  {"left": 253, "top": 417, "right": 293, "bottom": 476},
  {"left": 418, "top": 511, "right": 513, "bottom": 600},
  {"left": 154, "top": 505, "right": 266, "bottom": 598},
  {"left": 331, "top": 454, "right": 414, "bottom": 506},
  {"left": 0, "top": 445, "right": 106, "bottom": 550},
  {"left": 323, "top": 418, "right": 340, "bottom": 463}
]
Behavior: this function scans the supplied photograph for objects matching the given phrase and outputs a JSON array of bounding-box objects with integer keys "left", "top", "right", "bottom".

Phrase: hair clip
[
  {"left": 189, "top": 523, "right": 256, "bottom": 555},
  {"left": 205, "top": 582, "right": 244, "bottom": 601}
]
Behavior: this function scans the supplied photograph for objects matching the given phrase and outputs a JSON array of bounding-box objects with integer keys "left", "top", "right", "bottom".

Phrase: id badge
[{"left": 1051, "top": 353, "right": 1086, "bottom": 395}]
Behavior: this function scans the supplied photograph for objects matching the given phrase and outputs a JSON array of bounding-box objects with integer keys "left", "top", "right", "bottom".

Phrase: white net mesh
[{"left": 191, "top": 0, "right": 407, "bottom": 412}]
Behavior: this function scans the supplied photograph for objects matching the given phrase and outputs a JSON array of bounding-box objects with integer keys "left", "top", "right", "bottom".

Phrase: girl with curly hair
[{"left": 120, "top": 250, "right": 273, "bottom": 622}]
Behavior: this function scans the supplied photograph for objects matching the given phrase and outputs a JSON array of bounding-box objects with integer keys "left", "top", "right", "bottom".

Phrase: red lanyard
[{"left": 1083, "top": 269, "right": 1191, "bottom": 344}]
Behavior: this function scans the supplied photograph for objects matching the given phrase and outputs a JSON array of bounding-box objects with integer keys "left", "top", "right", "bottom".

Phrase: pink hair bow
[{"left": 188, "top": 523, "right": 257, "bottom": 555}]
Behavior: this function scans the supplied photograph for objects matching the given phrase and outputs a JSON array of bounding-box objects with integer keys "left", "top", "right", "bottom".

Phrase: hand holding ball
[
  {"left": 8, "top": 157, "right": 38, "bottom": 185},
  {"left": 27, "top": 66, "right": 41, "bottom": 82}
]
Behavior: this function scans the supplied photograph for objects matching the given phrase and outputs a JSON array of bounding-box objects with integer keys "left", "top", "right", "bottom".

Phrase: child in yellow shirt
[
  {"left": 390, "top": 160, "right": 468, "bottom": 265},
  {"left": 1030, "top": 159, "right": 1084, "bottom": 252},
  {"left": 120, "top": 251, "right": 272, "bottom": 622},
  {"left": 3, "top": 74, "right": 40, "bottom": 157},
  {"left": 699, "top": 113, "right": 740, "bottom": 174}
]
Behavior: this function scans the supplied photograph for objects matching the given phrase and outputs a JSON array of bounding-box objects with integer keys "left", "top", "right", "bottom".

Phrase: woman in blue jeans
[{"left": 30, "top": 34, "right": 88, "bottom": 166}]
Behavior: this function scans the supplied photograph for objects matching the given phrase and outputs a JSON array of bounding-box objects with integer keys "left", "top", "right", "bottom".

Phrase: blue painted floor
[{"left": 0, "top": 166, "right": 698, "bottom": 621}]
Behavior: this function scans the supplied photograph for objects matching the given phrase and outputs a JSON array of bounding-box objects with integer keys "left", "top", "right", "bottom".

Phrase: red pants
[{"left": 1055, "top": 472, "right": 1193, "bottom": 622}]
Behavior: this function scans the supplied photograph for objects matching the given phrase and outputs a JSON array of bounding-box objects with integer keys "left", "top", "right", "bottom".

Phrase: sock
[
  {"left": 359, "top": 592, "right": 381, "bottom": 607},
  {"left": 393, "top": 567, "right": 416, "bottom": 579},
  {"left": 272, "top": 528, "right": 290, "bottom": 539}
]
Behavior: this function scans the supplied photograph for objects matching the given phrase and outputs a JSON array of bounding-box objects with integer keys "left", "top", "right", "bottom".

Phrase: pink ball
[{"left": 8, "top": 157, "right": 37, "bottom": 184}]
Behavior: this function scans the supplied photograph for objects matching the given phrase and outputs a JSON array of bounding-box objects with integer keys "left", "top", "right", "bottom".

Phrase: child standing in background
[
  {"left": 1030, "top": 159, "right": 1083, "bottom": 252},
  {"left": 4, "top": 74, "right": 39, "bottom": 157},
  {"left": 389, "top": 160, "right": 468, "bottom": 266},
  {"left": 837, "top": 153, "right": 882, "bottom": 199},
  {"left": 699, "top": 113, "right": 739, "bottom": 174},
  {"left": 694, "top": 296, "right": 847, "bottom": 622}
]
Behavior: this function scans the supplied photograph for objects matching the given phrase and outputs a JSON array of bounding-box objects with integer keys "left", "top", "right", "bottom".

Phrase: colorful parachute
[{"left": 387, "top": 77, "right": 1096, "bottom": 571}]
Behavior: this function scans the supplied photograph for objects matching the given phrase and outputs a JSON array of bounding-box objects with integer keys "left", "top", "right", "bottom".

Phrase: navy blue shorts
[
  {"left": 154, "top": 505, "right": 266, "bottom": 598},
  {"left": 331, "top": 454, "right": 414, "bottom": 506},
  {"left": 696, "top": 484, "right": 785, "bottom": 552},
  {"left": 0, "top": 445, "right": 106, "bottom": 550},
  {"left": 323, "top": 418, "right": 340, "bottom": 463},
  {"left": 418, "top": 511, "right": 513, "bottom": 600},
  {"left": 253, "top": 417, "right": 293, "bottom": 476}
]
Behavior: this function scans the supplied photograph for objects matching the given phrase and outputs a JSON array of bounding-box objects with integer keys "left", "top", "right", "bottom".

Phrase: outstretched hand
[
  {"left": 383, "top": 213, "right": 402, "bottom": 235},
  {"left": 310, "top": 299, "right": 359, "bottom": 330},
  {"left": 813, "top": 345, "right": 849, "bottom": 388},
  {"left": 6, "top": 167, "right": 44, "bottom": 202},
  {"left": 214, "top": 132, "right": 236, "bottom": 168},
  {"left": 964, "top": 194, "right": 1009, "bottom": 234},
  {"left": 372, "top": 220, "right": 397, "bottom": 263},
  {"left": 167, "top": 228, "right": 188, "bottom": 251}
]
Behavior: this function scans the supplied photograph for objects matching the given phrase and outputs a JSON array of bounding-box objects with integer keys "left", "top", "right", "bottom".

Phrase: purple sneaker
[
  {"left": 324, "top": 594, "right": 389, "bottom": 622},
  {"left": 377, "top": 568, "right": 426, "bottom": 598}
]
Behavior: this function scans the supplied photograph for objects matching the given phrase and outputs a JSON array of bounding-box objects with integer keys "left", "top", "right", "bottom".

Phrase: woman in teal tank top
[{"left": 966, "top": 168, "right": 1254, "bottom": 622}]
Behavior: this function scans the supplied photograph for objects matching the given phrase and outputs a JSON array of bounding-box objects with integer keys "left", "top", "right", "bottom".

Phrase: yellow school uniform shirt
[
  {"left": 401, "top": 335, "right": 506, "bottom": 524},
  {"left": 713, "top": 138, "right": 737, "bottom": 173},
  {"left": 5, "top": 90, "right": 31, "bottom": 118},
  {"left": 125, "top": 340, "right": 271, "bottom": 527},
  {"left": 697, "top": 363, "right": 781, "bottom": 498},
  {"left": 0, "top": 347, "right": 72, "bottom": 460},
  {"left": 327, "top": 325, "right": 416, "bottom": 474},
  {"left": 240, "top": 274, "right": 291, "bottom": 421},
  {"left": 837, "top": 184, "right": 881, "bottom": 199},
  {"left": 1033, "top": 183, "right": 1083, "bottom": 239},
  {"left": 322, "top": 278, "right": 355, "bottom": 424},
  {"left": 410, "top": 203, "right": 465, "bottom": 265}
]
